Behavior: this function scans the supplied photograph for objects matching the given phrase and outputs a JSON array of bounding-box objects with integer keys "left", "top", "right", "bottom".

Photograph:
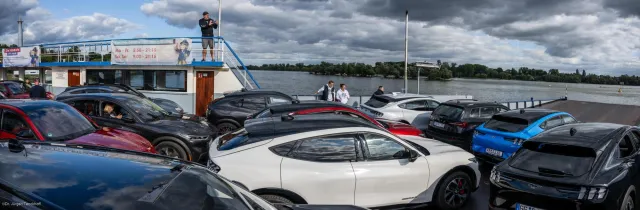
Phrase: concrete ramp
[{"left": 540, "top": 100, "right": 640, "bottom": 126}]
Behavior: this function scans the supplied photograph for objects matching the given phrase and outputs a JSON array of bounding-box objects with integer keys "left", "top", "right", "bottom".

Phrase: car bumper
[
  {"left": 472, "top": 151, "right": 505, "bottom": 164},
  {"left": 423, "top": 128, "right": 470, "bottom": 148},
  {"left": 489, "top": 184, "right": 615, "bottom": 210}
]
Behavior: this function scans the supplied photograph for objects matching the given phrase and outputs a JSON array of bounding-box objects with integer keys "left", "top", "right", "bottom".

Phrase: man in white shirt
[
  {"left": 315, "top": 80, "right": 335, "bottom": 101},
  {"left": 336, "top": 84, "right": 350, "bottom": 105}
]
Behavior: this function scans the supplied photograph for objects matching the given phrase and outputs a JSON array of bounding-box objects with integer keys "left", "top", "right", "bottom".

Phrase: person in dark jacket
[
  {"left": 29, "top": 79, "right": 46, "bottom": 99},
  {"left": 373, "top": 86, "right": 384, "bottom": 96},
  {"left": 199, "top": 11, "right": 218, "bottom": 62},
  {"left": 315, "top": 80, "right": 335, "bottom": 101}
]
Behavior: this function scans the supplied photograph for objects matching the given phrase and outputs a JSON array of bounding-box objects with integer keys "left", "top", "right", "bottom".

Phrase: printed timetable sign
[
  {"left": 2, "top": 47, "right": 40, "bottom": 67},
  {"left": 110, "top": 38, "right": 192, "bottom": 65}
]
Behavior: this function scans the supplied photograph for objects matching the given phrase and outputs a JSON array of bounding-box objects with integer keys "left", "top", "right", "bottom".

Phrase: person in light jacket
[
  {"left": 315, "top": 80, "right": 335, "bottom": 101},
  {"left": 336, "top": 84, "right": 350, "bottom": 105}
]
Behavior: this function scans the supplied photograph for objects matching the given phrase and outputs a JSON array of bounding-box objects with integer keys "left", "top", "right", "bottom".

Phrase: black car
[
  {"left": 56, "top": 84, "right": 186, "bottom": 116},
  {"left": 489, "top": 123, "right": 640, "bottom": 210},
  {"left": 0, "top": 140, "right": 368, "bottom": 210},
  {"left": 57, "top": 93, "right": 216, "bottom": 162},
  {"left": 207, "top": 90, "right": 293, "bottom": 135},
  {"left": 248, "top": 100, "right": 350, "bottom": 119},
  {"left": 424, "top": 100, "right": 509, "bottom": 150}
]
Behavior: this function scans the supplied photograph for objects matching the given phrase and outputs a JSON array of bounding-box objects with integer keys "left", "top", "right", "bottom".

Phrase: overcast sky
[{"left": 1, "top": 0, "right": 640, "bottom": 75}]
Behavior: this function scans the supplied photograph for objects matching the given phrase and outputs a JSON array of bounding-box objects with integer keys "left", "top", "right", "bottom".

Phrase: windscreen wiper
[{"left": 538, "top": 167, "right": 573, "bottom": 177}]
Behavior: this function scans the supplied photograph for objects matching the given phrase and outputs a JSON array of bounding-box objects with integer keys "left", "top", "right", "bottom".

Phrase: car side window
[
  {"left": 241, "top": 97, "right": 267, "bottom": 110},
  {"left": 69, "top": 100, "right": 99, "bottom": 116},
  {"left": 400, "top": 100, "right": 426, "bottom": 111},
  {"left": 269, "top": 96, "right": 291, "bottom": 104},
  {"left": 0, "top": 85, "right": 8, "bottom": 94},
  {"left": 479, "top": 107, "right": 496, "bottom": 118},
  {"left": 469, "top": 108, "right": 480, "bottom": 118},
  {"left": 1, "top": 111, "right": 35, "bottom": 139},
  {"left": 362, "top": 133, "right": 407, "bottom": 161},
  {"left": 291, "top": 134, "right": 357, "bottom": 162},
  {"left": 542, "top": 116, "right": 563, "bottom": 129},
  {"left": 100, "top": 101, "right": 131, "bottom": 120},
  {"left": 618, "top": 134, "right": 637, "bottom": 158},
  {"left": 269, "top": 141, "right": 297, "bottom": 157},
  {"left": 426, "top": 100, "right": 440, "bottom": 111},
  {"left": 562, "top": 115, "right": 577, "bottom": 124},
  {"left": 498, "top": 107, "right": 509, "bottom": 113}
]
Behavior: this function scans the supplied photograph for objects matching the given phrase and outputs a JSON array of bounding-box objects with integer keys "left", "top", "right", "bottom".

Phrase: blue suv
[{"left": 471, "top": 108, "right": 577, "bottom": 163}]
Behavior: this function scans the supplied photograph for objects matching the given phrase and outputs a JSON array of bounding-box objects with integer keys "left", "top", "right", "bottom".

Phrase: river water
[{"left": 250, "top": 70, "right": 640, "bottom": 105}]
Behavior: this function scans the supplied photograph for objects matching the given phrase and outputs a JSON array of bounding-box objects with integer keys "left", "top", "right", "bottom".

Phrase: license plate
[
  {"left": 432, "top": 122, "right": 445, "bottom": 128},
  {"left": 516, "top": 203, "right": 543, "bottom": 210},
  {"left": 485, "top": 148, "right": 503, "bottom": 157}
]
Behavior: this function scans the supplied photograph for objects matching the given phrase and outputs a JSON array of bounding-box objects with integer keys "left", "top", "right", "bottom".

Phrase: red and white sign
[
  {"left": 2, "top": 47, "right": 40, "bottom": 67},
  {"left": 110, "top": 38, "right": 192, "bottom": 65}
]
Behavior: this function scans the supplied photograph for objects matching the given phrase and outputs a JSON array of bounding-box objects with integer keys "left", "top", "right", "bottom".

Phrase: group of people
[{"left": 315, "top": 80, "right": 385, "bottom": 105}]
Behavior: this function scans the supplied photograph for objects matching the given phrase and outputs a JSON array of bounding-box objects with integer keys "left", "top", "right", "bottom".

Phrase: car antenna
[{"left": 570, "top": 127, "right": 578, "bottom": 136}]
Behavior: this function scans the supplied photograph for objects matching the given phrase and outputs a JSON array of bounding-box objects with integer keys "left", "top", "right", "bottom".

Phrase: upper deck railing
[{"left": 14, "top": 36, "right": 261, "bottom": 89}]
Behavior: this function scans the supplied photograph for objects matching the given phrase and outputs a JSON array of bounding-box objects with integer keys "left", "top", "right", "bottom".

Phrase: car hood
[
  {"left": 147, "top": 118, "right": 214, "bottom": 135},
  {"left": 66, "top": 128, "right": 155, "bottom": 153},
  {"left": 399, "top": 135, "right": 465, "bottom": 155},
  {"left": 275, "top": 204, "right": 369, "bottom": 210}
]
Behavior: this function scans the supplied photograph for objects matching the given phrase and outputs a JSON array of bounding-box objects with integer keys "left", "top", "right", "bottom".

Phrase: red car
[
  {"left": 0, "top": 80, "right": 55, "bottom": 99},
  {"left": 249, "top": 101, "right": 424, "bottom": 137},
  {"left": 0, "top": 99, "right": 155, "bottom": 153}
]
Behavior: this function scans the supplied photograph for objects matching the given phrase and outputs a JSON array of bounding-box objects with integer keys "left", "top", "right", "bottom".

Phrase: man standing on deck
[
  {"left": 373, "top": 86, "right": 384, "bottom": 96},
  {"left": 315, "top": 80, "right": 335, "bottom": 101},
  {"left": 199, "top": 11, "right": 218, "bottom": 62},
  {"left": 29, "top": 79, "right": 46, "bottom": 99}
]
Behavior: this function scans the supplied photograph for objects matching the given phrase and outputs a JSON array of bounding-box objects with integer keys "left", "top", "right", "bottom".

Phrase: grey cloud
[
  {"left": 0, "top": 0, "right": 39, "bottom": 35},
  {"left": 604, "top": 0, "right": 640, "bottom": 17}
]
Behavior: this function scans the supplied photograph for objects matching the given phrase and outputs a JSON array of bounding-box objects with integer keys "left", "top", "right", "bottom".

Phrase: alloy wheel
[
  {"left": 444, "top": 177, "right": 470, "bottom": 207},
  {"left": 158, "top": 146, "right": 180, "bottom": 159},
  {"left": 624, "top": 195, "right": 635, "bottom": 210}
]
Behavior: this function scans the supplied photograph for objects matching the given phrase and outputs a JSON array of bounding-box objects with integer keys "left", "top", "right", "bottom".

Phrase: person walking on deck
[
  {"left": 373, "top": 86, "right": 384, "bottom": 96},
  {"left": 29, "top": 79, "right": 46, "bottom": 99},
  {"left": 336, "top": 84, "right": 350, "bottom": 105},
  {"left": 315, "top": 80, "right": 335, "bottom": 101},
  {"left": 199, "top": 11, "right": 218, "bottom": 62}
]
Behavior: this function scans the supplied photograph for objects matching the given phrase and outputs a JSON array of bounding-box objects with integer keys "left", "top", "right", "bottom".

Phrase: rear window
[
  {"left": 509, "top": 142, "right": 596, "bottom": 177},
  {"left": 432, "top": 105, "right": 464, "bottom": 121},
  {"left": 484, "top": 115, "right": 529, "bottom": 132},
  {"left": 365, "top": 96, "right": 389, "bottom": 108}
]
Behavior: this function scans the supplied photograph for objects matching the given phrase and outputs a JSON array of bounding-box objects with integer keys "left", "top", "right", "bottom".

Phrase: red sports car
[
  {"left": 249, "top": 100, "right": 424, "bottom": 137},
  {"left": 0, "top": 99, "right": 155, "bottom": 153}
]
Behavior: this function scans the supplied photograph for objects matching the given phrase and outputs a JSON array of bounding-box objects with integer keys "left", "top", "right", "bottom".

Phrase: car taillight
[
  {"left": 451, "top": 122, "right": 468, "bottom": 128},
  {"left": 579, "top": 187, "right": 607, "bottom": 200}
]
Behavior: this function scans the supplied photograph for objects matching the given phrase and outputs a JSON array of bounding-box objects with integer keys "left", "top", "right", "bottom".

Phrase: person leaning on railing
[{"left": 199, "top": 11, "right": 218, "bottom": 62}]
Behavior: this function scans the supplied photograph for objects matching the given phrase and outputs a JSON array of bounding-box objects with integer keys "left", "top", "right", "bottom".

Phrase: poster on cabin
[
  {"left": 1, "top": 47, "right": 40, "bottom": 67},
  {"left": 110, "top": 38, "right": 193, "bottom": 65}
]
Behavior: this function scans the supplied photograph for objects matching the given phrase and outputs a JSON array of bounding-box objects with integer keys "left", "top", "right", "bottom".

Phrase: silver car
[{"left": 360, "top": 93, "right": 440, "bottom": 130}]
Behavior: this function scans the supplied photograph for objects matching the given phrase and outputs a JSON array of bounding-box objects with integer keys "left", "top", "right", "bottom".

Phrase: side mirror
[
  {"left": 8, "top": 139, "right": 25, "bottom": 153},
  {"left": 393, "top": 150, "right": 418, "bottom": 162},
  {"left": 409, "top": 150, "right": 419, "bottom": 162}
]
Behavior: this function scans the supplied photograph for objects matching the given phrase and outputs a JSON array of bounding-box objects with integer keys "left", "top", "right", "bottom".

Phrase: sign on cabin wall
[
  {"left": 110, "top": 38, "right": 193, "bottom": 65},
  {"left": 1, "top": 47, "right": 40, "bottom": 67}
]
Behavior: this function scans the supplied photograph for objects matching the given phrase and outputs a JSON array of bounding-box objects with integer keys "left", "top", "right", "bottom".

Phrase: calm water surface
[{"left": 250, "top": 70, "right": 640, "bottom": 105}]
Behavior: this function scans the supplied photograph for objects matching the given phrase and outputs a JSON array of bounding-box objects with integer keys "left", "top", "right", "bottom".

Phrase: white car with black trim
[
  {"left": 360, "top": 93, "right": 440, "bottom": 130},
  {"left": 208, "top": 114, "right": 480, "bottom": 209}
]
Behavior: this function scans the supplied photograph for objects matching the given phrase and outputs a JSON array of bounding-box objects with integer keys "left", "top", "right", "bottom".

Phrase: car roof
[
  {"left": 528, "top": 123, "right": 628, "bottom": 149},
  {"left": 245, "top": 113, "right": 383, "bottom": 137},
  {"left": 0, "top": 142, "right": 220, "bottom": 210},
  {"left": 224, "top": 89, "right": 292, "bottom": 99},
  {"left": 267, "top": 100, "right": 352, "bottom": 114},
  {"left": 441, "top": 100, "right": 506, "bottom": 108},
  {"left": 371, "top": 93, "right": 434, "bottom": 103},
  {"left": 0, "top": 99, "right": 68, "bottom": 110},
  {"left": 57, "top": 92, "right": 143, "bottom": 101},
  {"left": 495, "top": 108, "right": 561, "bottom": 123}
]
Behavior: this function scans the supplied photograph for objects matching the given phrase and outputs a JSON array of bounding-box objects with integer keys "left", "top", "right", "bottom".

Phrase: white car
[
  {"left": 208, "top": 114, "right": 480, "bottom": 210},
  {"left": 360, "top": 93, "right": 440, "bottom": 130}
]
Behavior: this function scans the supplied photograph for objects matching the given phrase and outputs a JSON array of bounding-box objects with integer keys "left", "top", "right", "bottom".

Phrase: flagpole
[
  {"left": 218, "top": 0, "right": 223, "bottom": 62},
  {"left": 404, "top": 10, "right": 408, "bottom": 94}
]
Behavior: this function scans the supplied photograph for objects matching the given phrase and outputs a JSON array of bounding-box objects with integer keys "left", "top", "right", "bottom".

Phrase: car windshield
[
  {"left": 25, "top": 104, "right": 96, "bottom": 141},
  {"left": 432, "top": 105, "right": 464, "bottom": 121},
  {"left": 364, "top": 96, "right": 389, "bottom": 108},
  {"left": 509, "top": 142, "right": 596, "bottom": 177},
  {"left": 484, "top": 115, "right": 529, "bottom": 132},
  {"left": 7, "top": 83, "right": 25, "bottom": 94},
  {"left": 124, "top": 97, "right": 170, "bottom": 121}
]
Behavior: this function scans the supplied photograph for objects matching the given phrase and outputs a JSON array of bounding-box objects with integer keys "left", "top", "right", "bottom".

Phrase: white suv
[
  {"left": 208, "top": 114, "right": 480, "bottom": 210},
  {"left": 360, "top": 93, "right": 440, "bottom": 130}
]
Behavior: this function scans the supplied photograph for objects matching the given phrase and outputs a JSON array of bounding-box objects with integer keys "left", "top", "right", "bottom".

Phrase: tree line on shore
[{"left": 247, "top": 60, "right": 640, "bottom": 86}]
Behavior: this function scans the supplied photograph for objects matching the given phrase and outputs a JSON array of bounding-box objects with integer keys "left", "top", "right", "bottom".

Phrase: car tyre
[
  {"left": 621, "top": 186, "right": 636, "bottom": 210},
  {"left": 434, "top": 171, "right": 472, "bottom": 210},
  {"left": 155, "top": 141, "right": 188, "bottom": 160},
  {"left": 260, "top": 194, "right": 294, "bottom": 205},
  {"left": 217, "top": 122, "right": 238, "bottom": 135}
]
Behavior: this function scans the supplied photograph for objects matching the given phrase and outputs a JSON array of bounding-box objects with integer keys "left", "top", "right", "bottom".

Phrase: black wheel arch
[
  {"left": 152, "top": 136, "right": 193, "bottom": 161},
  {"left": 432, "top": 165, "right": 478, "bottom": 201},
  {"left": 252, "top": 188, "right": 308, "bottom": 204}
]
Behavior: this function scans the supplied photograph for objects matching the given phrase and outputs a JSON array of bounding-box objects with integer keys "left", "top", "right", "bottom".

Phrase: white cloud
[{"left": 135, "top": 33, "right": 149, "bottom": 38}]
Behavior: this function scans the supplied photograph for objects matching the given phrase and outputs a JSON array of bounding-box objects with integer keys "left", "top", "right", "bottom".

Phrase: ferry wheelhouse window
[{"left": 86, "top": 70, "right": 187, "bottom": 92}]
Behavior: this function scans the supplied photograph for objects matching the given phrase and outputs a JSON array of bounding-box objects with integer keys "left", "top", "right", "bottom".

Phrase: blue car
[{"left": 471, "top": 108, "right": 577, "bottom": 163}]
